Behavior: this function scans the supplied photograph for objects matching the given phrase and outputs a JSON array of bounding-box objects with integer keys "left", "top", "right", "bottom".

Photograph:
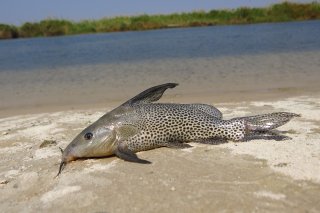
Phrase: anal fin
[
  {"left": 164, "top": 141, "right": 192, "bottom": 149},
  {"left": 194, "top": 137, "right": 228, "bottom": 145}
]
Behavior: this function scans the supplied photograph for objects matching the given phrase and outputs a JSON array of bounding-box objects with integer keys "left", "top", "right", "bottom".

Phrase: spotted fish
[{"left": 57, "top": 83, "right": 299, "bottom": 175}]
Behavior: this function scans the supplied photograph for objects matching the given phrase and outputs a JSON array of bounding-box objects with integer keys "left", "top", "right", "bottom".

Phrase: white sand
[{"left": 221, "top": 96, "right": 320, "bottom": 183}]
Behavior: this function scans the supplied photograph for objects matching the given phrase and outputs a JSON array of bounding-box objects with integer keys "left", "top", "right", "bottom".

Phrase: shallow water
[{"left": 0, "top": 21, "right": 320, "bottom": 117}]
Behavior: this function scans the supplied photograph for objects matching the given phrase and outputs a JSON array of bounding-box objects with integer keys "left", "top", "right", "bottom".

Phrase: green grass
[{"left": 1, "top": 2, "right": 320, "bottom": 39}]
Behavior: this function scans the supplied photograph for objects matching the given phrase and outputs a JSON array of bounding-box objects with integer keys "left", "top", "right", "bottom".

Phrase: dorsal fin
[{"left": 121, "top": 83, "right": 178, "bottom": 106}]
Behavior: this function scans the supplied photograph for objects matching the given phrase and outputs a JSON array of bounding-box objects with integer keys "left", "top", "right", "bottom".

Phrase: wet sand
[
  {"left": 1, "top": 50, "right": 320, "bottom": 118},
  {"left": 1, "top": 95, "right": 319, "bottom": 212}
]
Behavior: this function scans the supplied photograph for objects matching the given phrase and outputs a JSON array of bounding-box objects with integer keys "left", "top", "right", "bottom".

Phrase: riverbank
[
  {"left": 1, "top": 2, "right": 320, "bottom": 39},
  {"left": 0, "top": 95, "right": 319, "bottom": 212}
]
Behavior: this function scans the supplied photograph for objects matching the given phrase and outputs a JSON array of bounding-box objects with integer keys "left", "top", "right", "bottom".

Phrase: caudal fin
[{"left": 241, "top": 112, "right": 300, "bottom": 131}]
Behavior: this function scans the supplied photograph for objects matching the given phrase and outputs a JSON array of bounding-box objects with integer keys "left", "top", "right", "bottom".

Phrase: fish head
[
  {"left": 63, "top": 122, "right": 117, "bottom": 163},
  {"left": 56, "top": 107, "right": 137, "bottom": 177},
  {"left": 55, "top": 120, "right": 118, "bottom": 177}
]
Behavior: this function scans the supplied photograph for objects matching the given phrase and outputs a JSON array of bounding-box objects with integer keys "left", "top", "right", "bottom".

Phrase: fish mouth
[
  {"left": 55, "top": 147, "right": 77, "bottom": 178},
  {"left": 55, "top": 156, "right": 77, "bottom": 178}
]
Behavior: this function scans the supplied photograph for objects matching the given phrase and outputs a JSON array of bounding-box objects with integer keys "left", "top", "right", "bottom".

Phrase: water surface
[
  {"left": 0, "top": 20, "right": 320, "bottom": 117},
  {"left": 1, "top": 20, "right": 320, "bottom": 71}
]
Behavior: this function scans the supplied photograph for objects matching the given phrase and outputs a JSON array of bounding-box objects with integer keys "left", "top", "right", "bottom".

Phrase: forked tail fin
[
  {"left": 216, "top": 112, "right": 299, "bottom": 142},
  {"left": 241, "top": 112, "right": 300, "bottom": 132}
]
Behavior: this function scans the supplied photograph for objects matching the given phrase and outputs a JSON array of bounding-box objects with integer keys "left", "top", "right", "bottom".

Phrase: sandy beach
[{"left": 0, "top": 94, "right": 319, "bottom": 212}]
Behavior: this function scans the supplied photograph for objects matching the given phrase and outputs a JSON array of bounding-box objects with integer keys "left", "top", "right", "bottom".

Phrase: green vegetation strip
[{"left": 1, "top": 2, "right": 320, "bottom": 39}]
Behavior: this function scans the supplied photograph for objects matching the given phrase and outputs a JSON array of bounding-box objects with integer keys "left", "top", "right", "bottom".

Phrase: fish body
[
  {"left": 57, "top": 83, "right": 299, "bottom": 175},
  {"left": 122, "top": 103, "right": 246, "bottom": 152}
]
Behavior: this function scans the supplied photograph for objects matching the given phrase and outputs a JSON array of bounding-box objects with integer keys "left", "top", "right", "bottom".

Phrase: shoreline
[{"left": 1, "top": 89, "right": 319, "bottom": 119}]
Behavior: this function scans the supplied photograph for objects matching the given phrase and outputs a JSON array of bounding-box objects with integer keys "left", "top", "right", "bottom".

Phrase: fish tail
[
  {"left": 241, "top": 112, "right": 300, "bottom": 131},
  {"left": 219, "top": 112, "right": 300, "bottom": 141}
]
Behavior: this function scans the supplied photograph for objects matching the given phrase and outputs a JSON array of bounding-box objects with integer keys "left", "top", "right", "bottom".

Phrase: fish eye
[{"left": 84, "top": 132, "right": 93, "bottom": 140}]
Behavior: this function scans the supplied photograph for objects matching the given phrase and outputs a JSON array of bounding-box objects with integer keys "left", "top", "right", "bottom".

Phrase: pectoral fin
[{"left": 114, "top": 142, "right": 151, "bottom": 164}]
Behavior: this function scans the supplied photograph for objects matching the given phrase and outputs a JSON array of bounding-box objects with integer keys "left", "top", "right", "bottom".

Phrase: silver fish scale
[{"left": 125, "top": 103, "right": 246, "bottom": 152}]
